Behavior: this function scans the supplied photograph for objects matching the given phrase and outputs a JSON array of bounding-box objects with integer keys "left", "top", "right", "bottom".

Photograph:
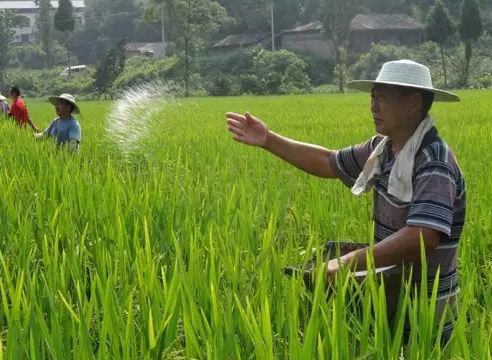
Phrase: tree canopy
[
  {"left": 54, "top": 0, "right": 75, "bottom": 33},
  {"left": 0, "top": 11, "right": 15, "bottom": 83},
  {"left": 459, "top": 0, "right": 483, "bottom": 86}
]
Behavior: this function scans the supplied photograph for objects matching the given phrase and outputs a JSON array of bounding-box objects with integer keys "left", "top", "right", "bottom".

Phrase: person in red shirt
[{"left": 8, "top": 86, "right": 39, "bottom": 131}]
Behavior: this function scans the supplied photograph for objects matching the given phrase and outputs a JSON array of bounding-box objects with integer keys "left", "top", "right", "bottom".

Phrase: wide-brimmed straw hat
[
  {"left": 0, "top": 93, "right": 6, "bottom": 101},
  {"left": 346, "top": 59, "right": 460, "bottom": 102},
  {"left": 49, "top": 93, "right": 80, "bottom": 114}
]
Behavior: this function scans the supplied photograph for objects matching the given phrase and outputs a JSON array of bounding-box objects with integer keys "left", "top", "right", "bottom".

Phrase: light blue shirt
[
  {"left": 44, "top": 116, "right": 81, "bottom": 145},
  {"left": 0, "top": 100, "right": 8, "bottom": 115}
]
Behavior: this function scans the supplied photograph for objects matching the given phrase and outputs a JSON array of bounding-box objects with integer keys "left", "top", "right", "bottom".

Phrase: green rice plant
[{"left": 0, "top": 91, "right": 489, "bottom": 358}]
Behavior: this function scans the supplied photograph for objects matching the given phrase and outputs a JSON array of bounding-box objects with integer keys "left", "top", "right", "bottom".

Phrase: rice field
[{"left": 0, "top": 90, "right": 491, "bottom": 359}]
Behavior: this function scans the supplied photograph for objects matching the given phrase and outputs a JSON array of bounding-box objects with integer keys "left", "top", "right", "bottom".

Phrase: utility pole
[
  {"left": 161, "top": 3, "right": 166, "bottom": 57},
  {"left": 271, "top": 0, "right": 275, "bottom": 51}
]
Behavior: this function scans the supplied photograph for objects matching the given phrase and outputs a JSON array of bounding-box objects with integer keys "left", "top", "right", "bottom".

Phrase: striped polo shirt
[{"left": 335, "top": 127, "right": 466, "bottom": 337}]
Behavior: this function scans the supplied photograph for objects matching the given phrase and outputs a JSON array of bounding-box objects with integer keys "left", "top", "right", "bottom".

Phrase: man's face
[
  {"left": 371, "top": 85, "right": 419, "bottom": 136},
  {"left": 55, "top": 100, "right": 72, "bottom": 118}
]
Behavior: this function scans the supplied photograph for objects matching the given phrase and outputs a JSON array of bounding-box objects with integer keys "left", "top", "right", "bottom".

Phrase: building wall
[
  {"left": 280, "top": 29, "right": 422, "bottom": 57},
  {"left": 5, "top": 8, "right": 85, "bottom": 44},
  {"left": 280, "top": 32, "right": 334, "bottom": 58},
  {"left": 12, "top": 12, "right": 36, "bottom": 43},
  {"left": 349, "top": 29, "right": 423, "bottom": 53},
  {"left": 212, "top": 40, "right": 273, "bottom": 56}
]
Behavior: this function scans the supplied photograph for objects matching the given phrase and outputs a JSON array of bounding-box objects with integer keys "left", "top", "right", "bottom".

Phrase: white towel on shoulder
[{"left": 351, "top": 116, "right": 434, "bottom": 202}]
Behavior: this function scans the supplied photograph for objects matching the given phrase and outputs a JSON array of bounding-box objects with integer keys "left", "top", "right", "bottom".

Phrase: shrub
[
  {"left": 201, "top": 48, "right": 256, "bottom": 76},
  {"left": 202, "top": 48, "right": 314, "bottom": 95},
  {"left": 112, "top": 55, "right": 179, "bottom": 91},
  {"left": 5, "top": 67, "right": 94, "bottom": 98},
  {"left": 279, "top": 60, "right": 312, "bottom": 94},
  {"left": 207, "top": 74, "right": 240, "bottom": 96},
  {"left": 312, "top": 84, "right": 340, "bottom": 94},
  {"left": 49, "top": 73, "right": 94, "bottom": 96},
  {"left": 298, "top": 52, "right": 335, "bottom": 86},
  {"left": 51, "top": 42, "right": 73, "bottom": 67},
  {"left": 239, "top": 74, "right": 263, "bottom": 95},
  {"left": 352, "top": 42, "right": 444, "bottom": 87},
  {"left": 11, "top": 73, "right": 36, "bottom": 94},
  {"left": 250, "top": 48, "right": 312, "bottom": 95},
  {"left": 351, "top": 43, "right": 412, "bottom": 81},
  {"left": 14, "top": 44, "right": 46, "bottom": 69}
]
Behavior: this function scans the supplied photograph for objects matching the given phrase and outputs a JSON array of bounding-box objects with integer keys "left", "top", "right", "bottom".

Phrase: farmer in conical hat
[
  {"left": 34, "top": 93, "right": 81, "bottom": 151},
  {"left": 0, "top": 92, "right": 9, "bottom": 116},
  {"left": 226, "top": 60, "right": 465, "bottom": 345}
]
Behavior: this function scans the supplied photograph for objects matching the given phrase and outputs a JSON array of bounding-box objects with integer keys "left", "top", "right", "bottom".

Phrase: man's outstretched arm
[{"left": 226, "top": 112, "right": 338, "bottom": 179}]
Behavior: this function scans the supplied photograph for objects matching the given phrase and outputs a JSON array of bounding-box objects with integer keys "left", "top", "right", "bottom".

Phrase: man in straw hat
[
  {"left": 226, "top": 60, "right": 465, "bottom": 344},
  {"left": 34, "top": 94, "right": 81, "bottom": 151}
]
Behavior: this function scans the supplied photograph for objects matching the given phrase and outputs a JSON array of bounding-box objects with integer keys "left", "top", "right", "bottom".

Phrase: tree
[
  {"left": 0, "top": 11, "right": 15, "bottom": 84},
  {"left": 365, "top": 0, "right": 398, "bottom": 13},
  {"left": 442, "top": 0, "right": 465, "bottom": 17},
  {"left": 301, "top": 0, "right": 321, "bottom": 23},
  {"left": 102, "top": 14, "right": 135, "bottom": 41},
  {"left": 320, "top": 0, "right": 359, "bottom": 93},
  {"left": 102, "top": 0, "right": 136, "bottom": 41},
  {"left": 93, "top": 39, "right": 127, "bottom": 94},
  {"left": 459, "top": 0, "right": 483, "bottom": 86},
  {"left": 82, "top": 0, "right": 108, "bottom": 30},
  {"left": 54, "top": 0, "right": 75, "bottom": 77},
  {"left": 35, "top": 0, "right": 55, "bottom": 68},
  {"left": 219, "top": 0, "right": 268, "bottom": 32},
  {"left": 219, "top": 0, "right": 300, "bottom": 34},
  {"left": 425, "top": 0, "right": 454, "bottom": 88},
  {"left": 167, "top": 0, "right": 227, "bottom": 96},
  {"left": 72, "top": 28, "right": 100, "bottom": 64},
  {"left": 272, "top": 0, "right": 301, "bottom": 33}
]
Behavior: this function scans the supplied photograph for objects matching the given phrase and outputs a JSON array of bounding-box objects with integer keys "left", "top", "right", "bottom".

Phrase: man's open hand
[{"left": 226, "top": 112, "right": 269, "bottom": 147}]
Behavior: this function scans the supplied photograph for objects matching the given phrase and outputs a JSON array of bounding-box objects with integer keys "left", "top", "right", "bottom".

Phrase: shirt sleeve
[
  {"left": 406, "top": 161, "right": 456, "bottom": 237},
  {"left": 43, "top": 120, "right": 56, "bottom": 136},
  {"left": 335, "top": 135, "right": 382, "bottom": 187},
  {"left": 68, "top": 122, "right": 81, "bottom": 142}
]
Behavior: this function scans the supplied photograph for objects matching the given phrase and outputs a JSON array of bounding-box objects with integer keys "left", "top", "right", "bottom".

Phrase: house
[
  {"left": 349, "top": 14, "right": 423, "bottom": 53},
  {"left": 125, "top": 42, "right": 167, "bottom": 58},
  {"left": 0, "top": 1, "right": 85, "bottom": 43},
  {"left": 212, "top": 33, "right": 273, "bottom": 53},
  {"left": 278, "top": 14, "right": 423, "bottom": 57},
  {"left": 278, "top": 21, "right": 332, "bottom": 57}
]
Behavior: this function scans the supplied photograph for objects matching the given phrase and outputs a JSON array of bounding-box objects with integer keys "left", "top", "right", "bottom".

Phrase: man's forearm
[
  {"left": 34, "top": 131, "right": 46, "bottom": 140},
  {"left": 263, "top": 130, "right": 338, "bottom": 178},
  {"left": 341, "top": 226, "right": 440, "bottom": 271}
]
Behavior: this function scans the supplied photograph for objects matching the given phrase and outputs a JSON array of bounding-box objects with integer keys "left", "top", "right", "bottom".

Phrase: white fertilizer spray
[{"left": 105, "top": 81, "right": 181, "bottom": 159}]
